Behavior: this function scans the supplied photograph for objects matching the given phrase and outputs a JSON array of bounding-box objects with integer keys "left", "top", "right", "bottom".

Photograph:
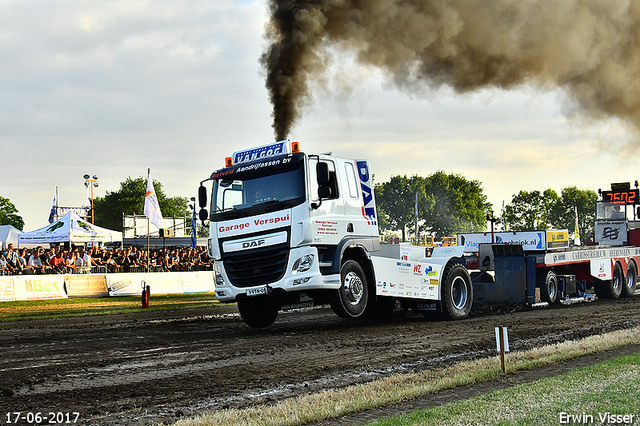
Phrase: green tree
[
  {"left": 375, "top": 172, "right": 490, "bottom": 241},
  {"left": 0, "top": 196, "right": 25, "bottom": 230},
  {"left": 93, "top": 177, "right": 189, "bottom": 231},
  {"left": 550, "top": 186, "right": 598, "bottom": 243},
  {"left": 423, "top": 171, "right": 490, "bottom": 238},
  {"left": 375, "top": 175, "right": 432, "bottom": 242},
  {"left": 503, "top": 189, "right": 560, "bottom": 231}
]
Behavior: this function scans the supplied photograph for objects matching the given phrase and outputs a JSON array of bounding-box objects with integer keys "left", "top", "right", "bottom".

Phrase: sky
[{"left": 1, "top": 0, "right": 638, "bottom": 232}]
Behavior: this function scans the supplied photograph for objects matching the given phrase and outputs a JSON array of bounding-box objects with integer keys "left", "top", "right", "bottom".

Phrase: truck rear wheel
[
  {"left": 441, "top": 264, "right": 473, "bottom": 320},
  {"left": 330, "top": 260, "right": 369, "bottom": 318},
  {"left": 622, "top": 262, "right": 637, "bottom": 297},
  {"left": 540, "top": 271, "right": 558, "bottom": 304},
  {"left": 237, "top": 297, "right": 279, "bottom": 328},
  {"left": 595, "top": 263, "right": 623, "bottom": 299}
]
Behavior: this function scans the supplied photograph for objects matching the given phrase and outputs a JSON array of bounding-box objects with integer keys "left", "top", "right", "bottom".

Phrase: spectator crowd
[{"left": 0, "top": 243, "right": 213, "bottom": 275}]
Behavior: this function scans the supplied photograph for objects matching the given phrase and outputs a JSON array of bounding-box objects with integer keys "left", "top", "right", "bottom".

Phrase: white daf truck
[{"left": 197, "top": 141, "right": 474, "bottom": 327}]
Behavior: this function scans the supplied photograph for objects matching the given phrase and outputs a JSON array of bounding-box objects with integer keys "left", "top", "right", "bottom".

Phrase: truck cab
[{"left": 198, "top": 141, "right": 380, "bottom": 327}]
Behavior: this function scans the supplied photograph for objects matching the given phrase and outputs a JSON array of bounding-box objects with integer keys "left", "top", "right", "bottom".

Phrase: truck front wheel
[
  {"left": 237, "top": 297, "right": 279, "bottom": 328},
  {"left": 330, "top": 260, "right": 369, "bottom": 318},
  {"left": 441, "top": 264, "right": 473, "bottom": 320}
]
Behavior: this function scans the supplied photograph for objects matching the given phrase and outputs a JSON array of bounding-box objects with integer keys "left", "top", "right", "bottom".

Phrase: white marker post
[{"left": 495, "top": 326, "right": 510, "bottom": 373}]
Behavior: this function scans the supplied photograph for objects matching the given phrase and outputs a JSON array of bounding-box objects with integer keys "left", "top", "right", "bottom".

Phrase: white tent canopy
[
  {"left": 18, "top": 212, "right": 122, "bottom": 245},
  {"left": 0, "top": 225, "right": 22, "bottom": 250}
]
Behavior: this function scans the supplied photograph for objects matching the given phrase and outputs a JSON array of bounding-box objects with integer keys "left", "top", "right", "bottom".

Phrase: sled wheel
[
  {"left": 540, "top": 271, "right": 558, "bottom": 304},
  {"left": 622, "top": 262, "right": 637, "bottom": 298}
]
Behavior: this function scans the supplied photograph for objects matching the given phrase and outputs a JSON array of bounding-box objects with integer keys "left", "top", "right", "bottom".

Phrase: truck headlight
[
  {"left": 214, "top": 263, "right": 226, "bottom": 286},
  {"left": 292, "top": 254, "right": 314, "bottom": 274}
]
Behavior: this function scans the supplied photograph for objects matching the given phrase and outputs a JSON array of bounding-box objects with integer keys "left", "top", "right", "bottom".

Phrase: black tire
[
  {"left": 594, "top": 263, "right": 623, "bottom": 299},
  {"left": 330, "top": 260, "right": 369, "bottom": 318},
  {"left": 441, "top": 264, "right": 473, "bottom": 320},
  {"left": 622, "top": 262, "right": 637, "bottom": 297},
  {"left": 237, "top": 297, "right": 279, "bottom": 328},
  {"left": 540, "top": 271, "right": 558, "bottom": 304}
]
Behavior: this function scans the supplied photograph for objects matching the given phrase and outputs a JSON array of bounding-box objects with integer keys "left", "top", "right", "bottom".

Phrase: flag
[
  {"left": 48, "top": 191, "right": 56, "bottom": 224},
  {"left": 574, "top": 205, "right": 581, "bottom": 246},
  {"left": 414, "top": 191, "right": 418, "bottom": 239},
  {"left": 191, "top": 208, "right": 197, "bottom": 248},
  {"left": 144, "top": 169, "right": 163, "bottom": 230},
  {"left": 84, "top": 186, "right": 92, "bottom": 211}
]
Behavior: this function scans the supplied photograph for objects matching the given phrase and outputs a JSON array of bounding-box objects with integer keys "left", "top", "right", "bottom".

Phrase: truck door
[{"left": 309, "top": 157, "right": 347, "bottom": 246}]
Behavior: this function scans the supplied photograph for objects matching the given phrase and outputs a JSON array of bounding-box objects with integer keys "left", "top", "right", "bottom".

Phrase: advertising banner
[
  {"left": 66, "top": 274, "right": 109, "bottom": 297},
  {"left": 107, "top": 272, "right": 184, "bottom": 296},
  {"left": 458, "top": 230, "right": 569, "bottom": 252},
  {"left": 1, "top": 271, "right": 215, "bottom": 302},
  {"left": 180, "top": 271, "right": 215, "bottom": 293},
  {"left": 595, "top": 220, "right": 627, "bottom": 246},
  {"left": 0, "top": 277, "right": 19, "bottom": 301},
  {"left": 21, "top": 276, "right": 67, "bottom": 300},
  {"left": 373, "top": 256, "right": 442, "bottom": 300},
  {"left": 1, "top": 276, "right": 68, "bottom": 301}
]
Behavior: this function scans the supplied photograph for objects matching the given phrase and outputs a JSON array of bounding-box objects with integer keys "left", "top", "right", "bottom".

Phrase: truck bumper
[{"left": 214, "top": 246, "right": 340, "bottom": 302}]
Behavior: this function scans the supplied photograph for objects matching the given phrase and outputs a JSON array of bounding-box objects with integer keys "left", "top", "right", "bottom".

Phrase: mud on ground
[{"left": 1, "top": 297, "right": 639, "bottom": 425}]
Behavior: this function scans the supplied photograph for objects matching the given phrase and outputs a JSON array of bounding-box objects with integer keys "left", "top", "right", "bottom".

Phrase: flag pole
[{"left": 147, "top": 168, "right": 150, "bottom": 273}]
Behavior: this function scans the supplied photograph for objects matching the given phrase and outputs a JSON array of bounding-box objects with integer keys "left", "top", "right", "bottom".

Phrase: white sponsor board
[
  {"left": 180, "top": 272, "right": 216, "bottom": 293},
  {"left": 590, "top": 258, "right": 613, "bottom": 280},
  {"left": 0, "top": 275, "right": 67, "bottom": 301},
  {"left": 544, "top": 246, "right": 640, "bottom": 266},
  {"left": 595, "top": 220, "right": 627, "bottom": 245},
  {"left": 372, "top": 256, "right": 443, "bottom": 300},
  {"left": 107, "top": 271, "right": 215, "bottom": 296}
]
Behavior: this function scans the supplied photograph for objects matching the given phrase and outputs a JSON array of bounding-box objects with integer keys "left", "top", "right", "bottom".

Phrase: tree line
[
  {"left": 374, "top": 172, "right": 599, "bottom": 243},
  {"left": 2, "top": 174, "right": 599, "bottom": 242}
]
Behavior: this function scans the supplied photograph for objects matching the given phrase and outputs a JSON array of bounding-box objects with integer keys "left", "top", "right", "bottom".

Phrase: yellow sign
[{"left": 547, "top": 230, "right": 569, "bottom": 248}]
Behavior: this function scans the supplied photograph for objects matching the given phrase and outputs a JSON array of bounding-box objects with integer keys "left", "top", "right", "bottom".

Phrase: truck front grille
[{"left": 223, "top": 244, "right": 289, "bottom": 287}]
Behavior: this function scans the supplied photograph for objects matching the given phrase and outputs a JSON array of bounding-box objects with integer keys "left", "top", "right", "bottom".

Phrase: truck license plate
[{"left": 246, "top": 286, "right": 268, "bottom": 297}]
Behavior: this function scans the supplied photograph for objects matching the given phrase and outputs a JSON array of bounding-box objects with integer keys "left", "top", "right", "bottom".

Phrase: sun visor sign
[{"left": 233, "top": 141, "right": 289, "bottom": 164}]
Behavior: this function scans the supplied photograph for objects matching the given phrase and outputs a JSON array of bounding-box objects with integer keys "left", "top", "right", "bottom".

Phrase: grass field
[
  {"left": 0, "top": 293, "right": 220, "bottom": 321},
  {"left": 364, "top": 351, "right": 640, "bottom": 426}
]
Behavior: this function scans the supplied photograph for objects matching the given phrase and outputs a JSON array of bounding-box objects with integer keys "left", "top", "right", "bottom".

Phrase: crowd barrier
[{"left": 0, "top": 271, "right": 216, "bottom": 302}]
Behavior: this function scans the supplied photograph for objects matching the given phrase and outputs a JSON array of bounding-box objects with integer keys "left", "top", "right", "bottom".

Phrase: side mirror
[
  {"left": 198, "top": 185, "right": 208, "bottom": 208},
  {"left": 312, "top": 162, "right": 332, "bottom": 210},
  {"left": 317, "top": 162, "right": 330, "bottom": 185},
  {"left": 318, "top": 186, "right": 331, "bottom": 199},
  {"left": 199, "top": 208, "right": 208, "bottom": 223}
]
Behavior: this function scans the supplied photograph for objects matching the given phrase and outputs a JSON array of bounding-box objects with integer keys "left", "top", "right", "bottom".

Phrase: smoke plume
[{"left": 261, "top": 0, "right": 640, "bottom": 141}]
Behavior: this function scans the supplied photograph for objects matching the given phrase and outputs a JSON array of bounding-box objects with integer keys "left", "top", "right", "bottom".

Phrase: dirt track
[{"left": 1, "top": 296, "right": 639, "bottom": 426}]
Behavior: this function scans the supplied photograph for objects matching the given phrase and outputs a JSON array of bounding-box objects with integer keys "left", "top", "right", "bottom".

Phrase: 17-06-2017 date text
[{"left": 5, "top": 412, "right": 80, "bottom": 424}]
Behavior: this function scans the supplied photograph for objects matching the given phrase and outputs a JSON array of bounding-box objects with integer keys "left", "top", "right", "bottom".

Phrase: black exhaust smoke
[{"left": 261, "top": 0, "right": 640, "bottom": 142}]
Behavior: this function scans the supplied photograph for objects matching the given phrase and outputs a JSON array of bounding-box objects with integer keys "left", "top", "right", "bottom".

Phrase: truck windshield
[
  {"left": 209, "top": 153, "right": 306, "bottom": 220},
  {"left": 596, "top": 201, "right": 632, "bottom": 220}
]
